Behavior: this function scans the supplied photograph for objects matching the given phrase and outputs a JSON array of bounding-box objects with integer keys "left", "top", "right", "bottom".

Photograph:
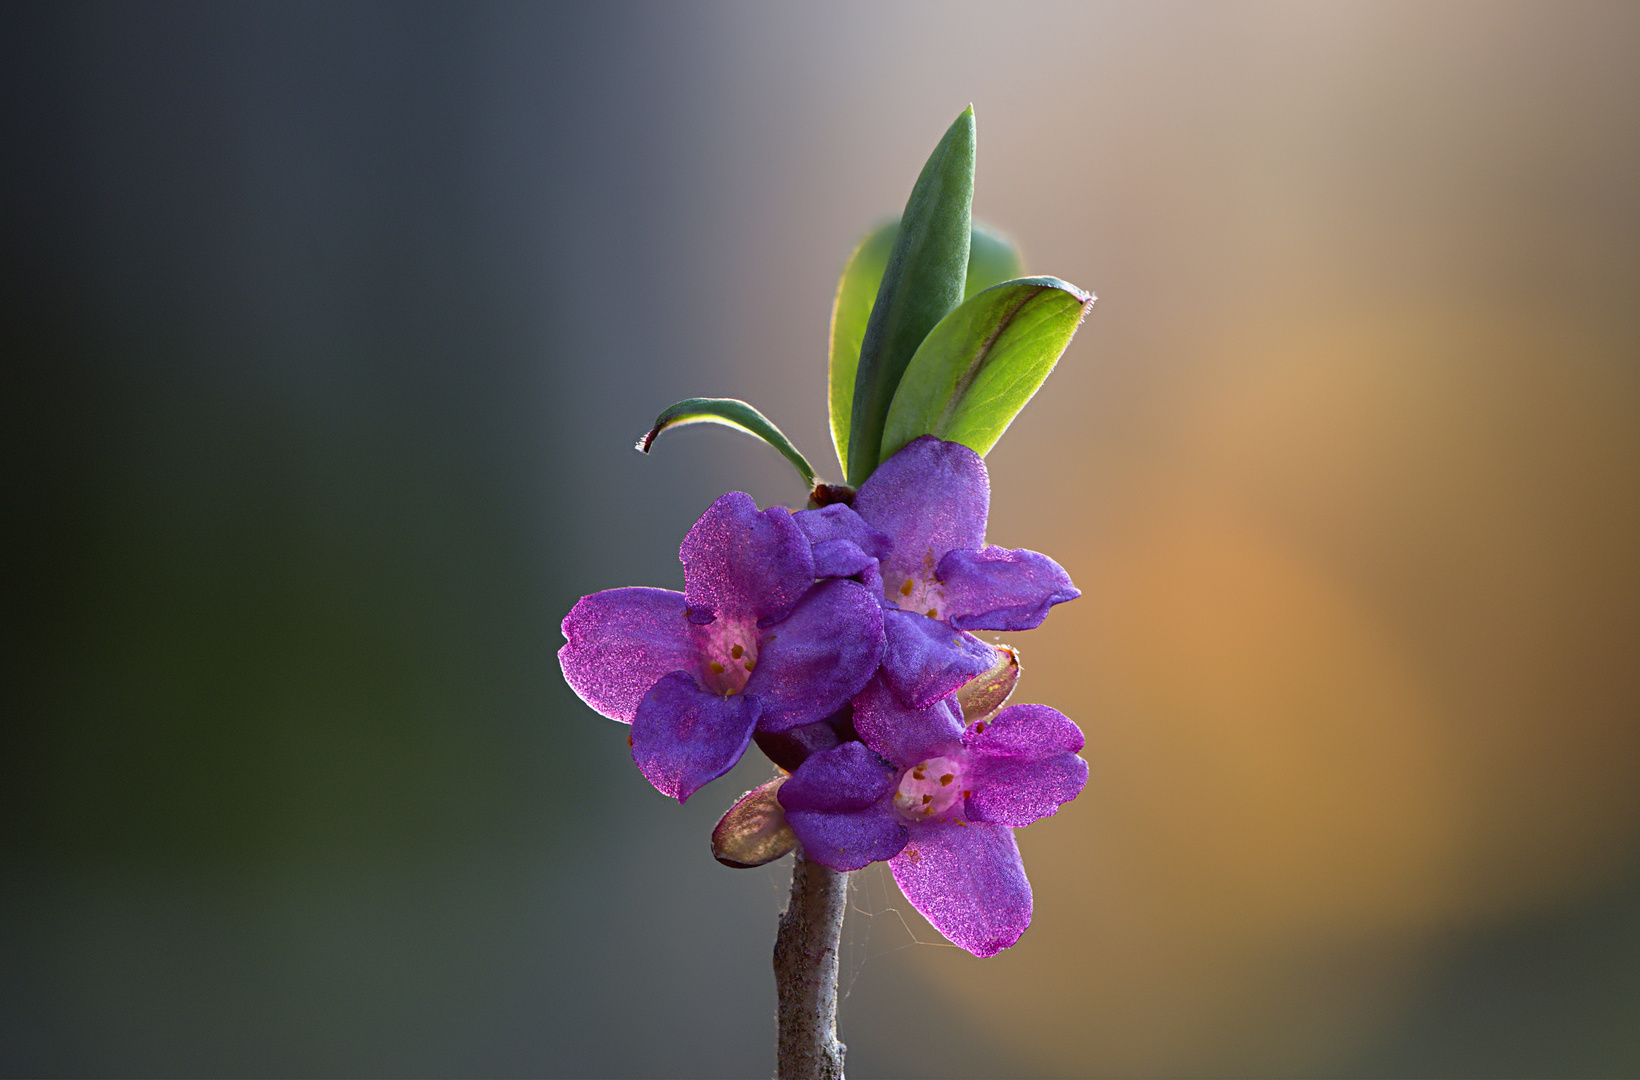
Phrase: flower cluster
[{"left": 560, "top": 436, "right": 1087, "bottom": 955}]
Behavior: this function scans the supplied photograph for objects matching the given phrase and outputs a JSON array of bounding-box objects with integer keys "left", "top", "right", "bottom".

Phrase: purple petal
[
  {"left": 780, "top": 743, "right": 907, "bottom": 871},
  {"left": 680, "top": 493, "right": 815, "bottom": 626},
  {"left": 880, "top": 609, "right": 997, "bottom": 709},
  {"left": 794, "top": 504, "right": 893, "bottom": 579},
  {"left": 786, "top": 805, "right": 909, "bottom": 872},
  {"left": 631, "top": 671, "right": 761, "bottom": 803},
  {"left": 778, "top": 741, "right": 897, "bottom": 813},
  {"left": 964, "top": 704, "right": 1088, "bottom": 827},
  {"left": 852, "top": 437, "right": 989, "bottom": 584},
  {"left": 851, "top": 674, "right": 964, "bottom": 766},
  {"left": 856, "top": 562, "right": 885, "bottom": 603},
  {"left": 559, "top": 587, "right": 695, "bottom": 723},
  {"left": 753, "top": 716, "right": 845, "bottom": 773},
  {"left": 794, "top": 504, "right": 894, "bottom": 558},
  {"left": 890, "top": 819, "right": 1032, "bottom": 957},
  {"left": 808, "top": 539, "right": 878, "bottom": 581},
  {"left": 749, "top": 580, "right": 885, "bottom": 733},
  {"left": 939, "top": 546, "right": 1080, "bottom": 631}
]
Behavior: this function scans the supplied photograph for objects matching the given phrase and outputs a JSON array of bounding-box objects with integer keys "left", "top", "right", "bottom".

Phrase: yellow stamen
[
  {"left": 709, "top": 661, "right": 725, "bottom": 674},
  {"left": 940, "top": 774, "right": 953, "bottom": 785},
  {"left": 899, "top": 579, "right": 914, "bottom": 596},
  {"left": 731, "top": 644, "right": 743, "bottom": 659}
]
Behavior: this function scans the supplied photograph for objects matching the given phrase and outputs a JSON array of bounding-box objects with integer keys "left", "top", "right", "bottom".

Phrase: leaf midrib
[{"left": 932, "top": 285, "right": 1048, "bottom": 436}]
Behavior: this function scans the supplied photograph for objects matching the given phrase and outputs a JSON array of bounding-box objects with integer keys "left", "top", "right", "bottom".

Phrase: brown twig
[{"left": 773, "top": 850, "right": 847, "bottom": 1079}]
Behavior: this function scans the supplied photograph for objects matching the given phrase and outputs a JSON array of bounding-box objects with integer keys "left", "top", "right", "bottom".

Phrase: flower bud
[
  {"left": 711, "top": 775, "right": 798, "bottom": 868},
  {"left": 954, "top": 644, "right": 1019, "bottom": 721}
]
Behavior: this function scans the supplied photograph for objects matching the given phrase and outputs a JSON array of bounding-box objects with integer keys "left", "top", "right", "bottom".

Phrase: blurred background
[{"left": 5, "top": 2, "right": 1638, "bottom": 1075}]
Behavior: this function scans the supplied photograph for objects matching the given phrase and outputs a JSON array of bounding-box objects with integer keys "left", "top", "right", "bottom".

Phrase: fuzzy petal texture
[
  {"left": 786, "top": 805, "right": 908, "bottom": 872},
  {"left": 891, "top": 819, "right": 1032, "bottom": 957},
  {"left": 964, "top": 704, "right": 1088, "bottom": 827},
  {"left": 852, "top": 436, "right": 989, "bottom": 583},
  {"left": 880, "top": 609, "right": 998, "bottom": 709},
  {"left": 631, "top": 672, "right": 761, "bottom": 803},
  {"left": 794, "top": 504, "right": 892, "bottom": 580},
  {"left": 779, "top": 740, "right": 898, "bottom": 813},
  {"left": 852, "top": 674, "right": 964, "bottom": 765},
  {"left": 680, "top": 492, "right": 814, "bottom": 625},
  {"left": 939, "top": 546, "right": 1080, "bottom": 631},
  {"left": 749, "top": 580, "right": 885, "bottom": 733},
  {"left": 559, "top": 587, "right": 696, "bottom": 723},
  {"left": 780, "top": 742, "right": 908, "bottom": 871},
  {"left": 808, "top": 539, "right": 878, "bottom": 581}
]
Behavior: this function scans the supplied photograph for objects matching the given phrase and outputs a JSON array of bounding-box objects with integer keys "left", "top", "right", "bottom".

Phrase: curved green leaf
[
  {"left": 966, "top": 222, "right": 1026, "bottom": 298},
  {"left": 637, "top": 397, "right": 818, "bottom": 488},
  {"left": 827, "top": 220, "right": 1025, "bottom": 480},
  {"left": 880, "top": 277, "right": 1094, "bottom": 462},
  {"left": 846, "top": 106, "right": 975, "bottom": 487}
]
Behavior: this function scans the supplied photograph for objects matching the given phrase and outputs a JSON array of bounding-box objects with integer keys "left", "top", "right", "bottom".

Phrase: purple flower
[
  {"left": 778, "top": 676, "right": 1088, "bottom": 956},
  {"left": 560, "top": 492, "right": 885, "bottom": 802},
  {"left": 792, "top": 503, "right": 893, "bottom": 600},
  {"left": 844, "top": 436, "right": 1080, "bottom": 708}
]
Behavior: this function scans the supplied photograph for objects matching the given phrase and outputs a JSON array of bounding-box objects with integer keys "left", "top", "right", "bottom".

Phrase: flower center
[
  {"left": 700, "top": 619, "right": 759, "bottom": 697},
  {"left": 893, "top": 755, "right": 967, "bottom": 821},
  {"left": 886, "top": 549, "right": 945, "bottom": 620}
]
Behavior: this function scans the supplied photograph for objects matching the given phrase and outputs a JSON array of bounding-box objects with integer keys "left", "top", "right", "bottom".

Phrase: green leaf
[
  {"left": 827, "top": 220, "right": 1025, "bottom": 480},
  {"left": 966, "top": 222, "right": 1026, "bottom": 297},
  {"left": 846, "top": 106, "right": 976, "bottom": 487},
  {"left": 880, "top": 277, "right": 1094, "bottom": 462},
  {"left": 826, "top": 220, "right": 897, "bottom": 482},
  {"left": 637, "top": 397, "right": 818, "bottom": 489}
]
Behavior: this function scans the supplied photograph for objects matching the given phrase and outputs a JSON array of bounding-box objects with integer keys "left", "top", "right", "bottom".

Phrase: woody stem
[{"left": 773, "top": 849, "right": 848, "bottom": 1080}]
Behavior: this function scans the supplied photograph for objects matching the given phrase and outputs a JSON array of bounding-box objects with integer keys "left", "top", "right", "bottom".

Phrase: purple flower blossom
[
  {"left": 560, "top": 438, "right": 1084, "bottom": 952},
  {"left": 560, "top": 492, "right": 885, "bottom": 802},
  {"left": 853, "top": 436, "right": 1080, "bottom": 631},
  {"left": 778, "top": 675, "right": 1088, "bottom": 956},
  {"left": 840, "top": 436, "right": 1080, "bottom": 708}
]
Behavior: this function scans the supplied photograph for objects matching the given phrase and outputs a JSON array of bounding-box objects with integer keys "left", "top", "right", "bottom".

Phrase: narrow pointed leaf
[
  {"left": 846, "top": 106, "right": 975, "bottom": 487},
  {"left": 637, "top": 397, "right": 818, "bottom": 488},
  {"left": 828, "top": 221, "right": 1024, "bottom": 479},
  {"left": 827, "top": 220, "right": 897, "bottom": 480},
  {"left": 880, "top": 277, "right": 1094, "bottom": 462}
]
